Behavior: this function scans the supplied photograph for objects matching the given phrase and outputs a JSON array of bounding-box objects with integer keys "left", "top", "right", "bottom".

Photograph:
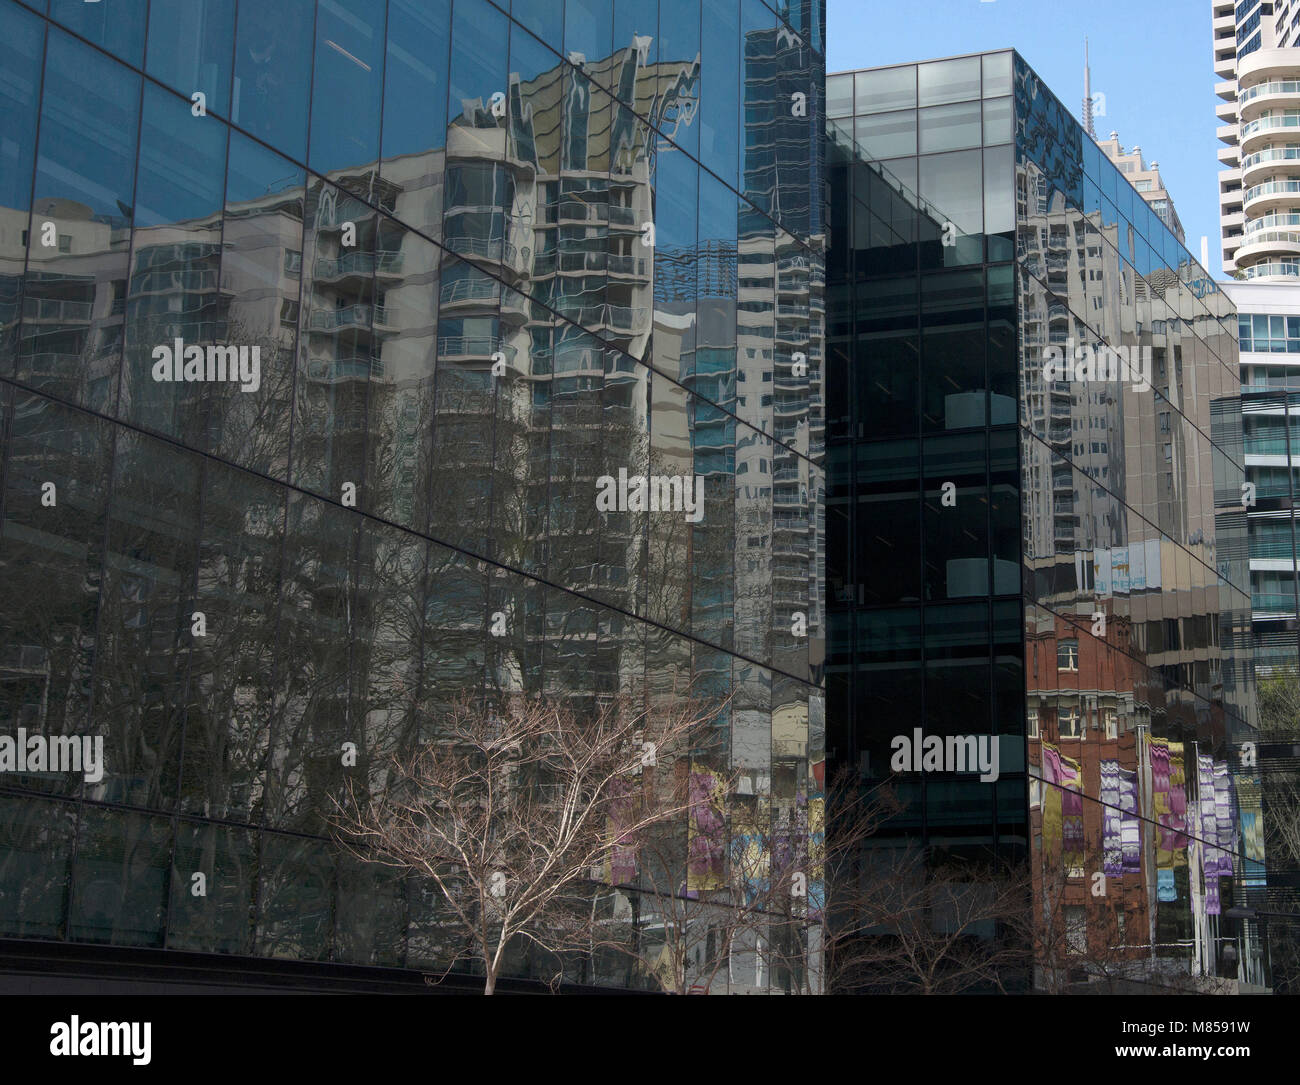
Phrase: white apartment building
[
  {"left": 1214, "top": 1, "right": 1300, "bottom": 671},
  {"left": 1214, "top": 0, "right": 1300, "bottom": 278}
]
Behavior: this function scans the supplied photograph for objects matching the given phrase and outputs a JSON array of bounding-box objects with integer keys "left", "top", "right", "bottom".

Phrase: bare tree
[
  {"left": 331, "top": 692, "right": 726, "bottom": 993},
  {"left": 826, "top": 849, "right": 1030, "bottom": 995}
]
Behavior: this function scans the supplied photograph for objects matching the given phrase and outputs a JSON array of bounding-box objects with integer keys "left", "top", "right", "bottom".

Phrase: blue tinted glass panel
[
  {"left": 382, "top": 0, "right": 450, "bottom": 161},
  {"left": 49, "top": 0, "right": 147, "bottom": 66},
  {"left": 146, "top": 0, "right": 236, "bottom": 117},
  {"left": 232, "top": 0, "right": 314, "bottom": 162},
  {"left": 309, "top": 0, "right": 386, "bottom": 174},
  {"left": 513, "top": 0, "right": 561, "bottom": 45}
]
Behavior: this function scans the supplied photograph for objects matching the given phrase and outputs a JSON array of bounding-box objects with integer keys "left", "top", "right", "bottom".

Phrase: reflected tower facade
[
  {"left": 828, "top": 51, "right": 1269, "bottom": 993},
  {"left": 0, "top": 0, "right": 825, "bottom": 993}
]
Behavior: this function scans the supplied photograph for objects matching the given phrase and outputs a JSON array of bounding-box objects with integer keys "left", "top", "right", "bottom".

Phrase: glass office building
[
  {"left": 827, "top": 52, "right": 1271, "bottom": 991},
  {"left": 0, "top": 0, "right": 826, "bottom": 992}
]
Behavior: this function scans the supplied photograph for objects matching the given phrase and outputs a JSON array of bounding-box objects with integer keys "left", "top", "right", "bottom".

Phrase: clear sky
[{"left": 826, "top": 0, "right": 1225, "bottom": 274}]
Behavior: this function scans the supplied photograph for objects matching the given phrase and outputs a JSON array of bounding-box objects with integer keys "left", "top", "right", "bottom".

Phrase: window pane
[
  {"left": 0, "top": 795, "right": 75, "bottom": 938},
  {"left": 983, "top": 96, "right": 1012, "bottom": 145},
  {"left": 122, "top": 82, "right": 228, "bottom": 440},
  {"left": 217, "top": 132, "right": 304, "bottom": 476},
  {"left": 827, "top": 72, "right": 852, "bottom": 118},
  {"left": 49, "top": 0, "right": 147, "bottom": 66},
  {"left": 20, "top": 30, "right": 140, "bottom": 410},
  {"left": 146, "top": 0, "right": 236, "bottom": 116},
  {"left": 856, "top": 65, "right": 915, "bottom": 112},
  {"left": 0, "top": 1, "right": 43, "bottom": 372},
  {"left": 854, "top": 110, "right": 916, "bottom": 158},
  {"left": 381, "top": 0, "right": 450, "bottom": 208},
  {"left": 309, "top": 0, "right": 386, "bottom": 175},
  {"left": 919, "top": 101, "right": 981, "bottom": 153},
  {"left": 232, "top": 0, "right": 314, "bottom": 162},
  {"left": 70, "top": 808, "right": 172, "bottom": 947},
  {"left": 918, "top": 56, "right": 981, "bottom": 106}
]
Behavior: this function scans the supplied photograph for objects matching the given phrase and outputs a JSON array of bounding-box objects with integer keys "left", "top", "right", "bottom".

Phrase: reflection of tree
[
  {"left": 1021, "top": 843, "right": 1219, "bottom": 994},
  {"left": 1259, "top": 670, "right": 1300, "bottom": 993},
  {"left": 333, "top": 693, "right": 722, "bottom": 994}
]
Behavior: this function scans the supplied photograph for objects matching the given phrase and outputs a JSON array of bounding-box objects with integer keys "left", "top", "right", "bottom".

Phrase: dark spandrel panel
[
  {"left": 19, "top": 30, "right": 139, "bottom": 412},
  {"left": 309, "top": 0, "right": 385, "bottom": 177},
  {"left": 231, "top": 0, "right": 314, "bottom": 164},
  {"left": 334, "top": 853, "right": 406, "bottom": 966},
  {"left": 261, "top": 492, "right": 358, "bottom": 835},
  {"left": 0, "top": 794, "right": 75, "bottom": 939},
  {"left": 485, "top": 564, "right": 544, "bottom": 700},
  {"left": 0, "top": 1, "right": 42, "bottom": 375},
  {"left": 361, "top": 223, "right": 439, "bottom": 533},
  {"left": 254, "top": 832, "right": 333, "bottom": 961},
  {"left": 146, "top": 0, "right": 236, "bottom": 118},
  {"left": 48, "top": 0, "right": 147, "bottom": 66},
  {"left": 416, "top": 546, "right": 486, "bottom": 726},
  {"left": 541, "top": 583, "right": 600, "bottom": 700},
  {"left": 0, "top": 395, "right": 112, "bottom": 796},
  {"left": 69, "top": 807, "right": 171, "bottom": 948},
  {"left": 167, "top": 820, "right": 256, "bottom": 954},
  {"left": 380, "top": 0, "right": 449, "bottom": 227},
  {"left": 292, "top": 177, "right": 376, "bottom": 505},
  {"left": 212, "top": 133, "right": 303, "bottom": 480},
  {"left": 181, "top": 460, "right": 281, "bottom": 825},
  {"left": 921, "top": 268, "right": 986, "bottom": 433},
  {"left": 348, "top": 519, "right": 425, "bottom": 781},
  {"left": 92, "top": 429, "right": 202, "bottom": 814},
  {"left": 120, "top": 83, "right": 228, "bottom": 444}
]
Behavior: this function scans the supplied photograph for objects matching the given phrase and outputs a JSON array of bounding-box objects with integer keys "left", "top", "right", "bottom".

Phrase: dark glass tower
[
  {"left": 0, "top": 0, "right": 826, "bottom": 993},
  {"left": 827, "top": 51, "right": 1270, "bottom": 992}
]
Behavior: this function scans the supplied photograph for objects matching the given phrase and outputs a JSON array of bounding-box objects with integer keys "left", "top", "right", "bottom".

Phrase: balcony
[
  {"left": 1239, "top": 113, "right": 1300, "bottom": 153},
  {"left": 1243, "top": 179, "right": 1300, "bottom": 214},
  {"left": 22, "top": 297, "right": 93, "bottom": 322},
  {"left": 1242, "top": 259, "right": 1300, "bottom": 280},
  {"left": 1234, "top": 230, "right": 1300, "bottom": 265},
  {"left": 437, "top": 336, "right": 518, "bottom": 363},
  {"left": 1239, "top": 79, "right": 1300, "bottom": 120},
  {"left": 313, "top": 250, "right": 404, "bottom": 280},
  {"left": 308, "top": 304, "right": 379, "bottom": 331},
  {"left": 305, "top": 355, "right": 380, "bottom": 382},
  {"left": 439, "top": 278, "right": 500, "bottom": 305},
  {"left": 1245, "top": 212, "right": 1300, "bottom": 236},
  {"left": 1241, "top": 145, "right": 1300, "bottom": 184}
]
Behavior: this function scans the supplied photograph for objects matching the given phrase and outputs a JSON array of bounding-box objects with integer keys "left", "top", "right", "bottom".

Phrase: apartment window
[
  {"left": 1028, "top": 709, "right": 1039, "bottom": 738},
  {"left": 1104, "top": 708, "right": 1118, "bottom": 739},
  {"left": 58, "top": 235, "right": 72, "bottom": 253},
  {"left": 1060, "top": 706, "right": 1082, "bottom": 738},
  {"left": 1057, "top": 638, "right": 1079, "bottom": 671},
  {"left": 1066, "top": 907, "right": 1087, "bottom": 954}
]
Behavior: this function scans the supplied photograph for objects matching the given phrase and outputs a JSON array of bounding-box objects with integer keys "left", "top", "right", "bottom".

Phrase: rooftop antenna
[{"left": 1082, "top": 37, "right": 1097, "bottom": 139}]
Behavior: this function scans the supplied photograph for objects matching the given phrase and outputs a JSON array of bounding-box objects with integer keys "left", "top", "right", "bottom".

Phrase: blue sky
[{"left": 826, "top": 0, "right": 1225, "bottom": 274}]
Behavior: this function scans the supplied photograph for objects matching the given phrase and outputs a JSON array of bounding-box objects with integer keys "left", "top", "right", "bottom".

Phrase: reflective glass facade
[
  {"left": 0, "top": 0, "right": 826, "bottom": 992},
  {"left": 828, "top": 52, "right": 1271, "bottom": 992}
]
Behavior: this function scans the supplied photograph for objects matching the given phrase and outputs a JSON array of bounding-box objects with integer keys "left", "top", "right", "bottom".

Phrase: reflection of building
[
  {"left": 828, "top": 50, "right": 1269, "bottom": 993},
  {"left": 0, "top": 0, "right": 824, "bottom": 994},
  {"left": 1097, "top": 132, "right": 1185, "bottom": 244}
]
